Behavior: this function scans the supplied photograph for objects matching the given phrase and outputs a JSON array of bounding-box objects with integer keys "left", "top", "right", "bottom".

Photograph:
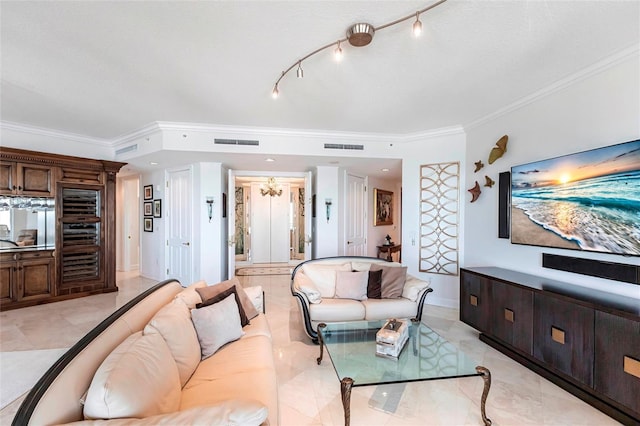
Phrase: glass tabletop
[{"left": 318, "top": 320, "right": 481, "bottom": 387}]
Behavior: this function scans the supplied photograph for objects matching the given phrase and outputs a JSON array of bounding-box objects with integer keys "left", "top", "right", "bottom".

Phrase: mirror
[{"left": 0, "top": 196, "right": 55, "bottom": 250}]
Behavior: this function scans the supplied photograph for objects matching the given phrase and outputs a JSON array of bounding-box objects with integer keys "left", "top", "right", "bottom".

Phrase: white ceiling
[{"left": 1, "top": 1, "right": 639, "bottom": 175}]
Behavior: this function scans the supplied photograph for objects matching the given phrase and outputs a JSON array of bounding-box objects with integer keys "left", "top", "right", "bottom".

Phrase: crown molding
[
  {"left": 0, "top": 120, "right": 111, "bottom": 146},
  {"left": 464, "top": 43, "right": 640, "bottom": 131},
  {"left": 402, "top": 125, "right": 466, "bottom": 142},
  {"left": 111, "top": 122, "right": 162, "bottom": 147}
]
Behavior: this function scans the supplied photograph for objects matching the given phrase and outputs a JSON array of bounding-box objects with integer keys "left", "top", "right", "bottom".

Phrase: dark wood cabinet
[
  {"left": 0, "top": 161, "right": 56, "bottom": 197},
  {"left": 0, "top": 250, "right": 55, "bottom": 306},
  {"left": 490, "top": 280, "right": 533, "bottom": 355},
  {"left": 0, "top": 147, "right": 124, "bottom": 310},
  {"left": 460, "top": 267, "right": 640, "bottom": 425},
  {"left": 533, "top": 293, "right": 594, "bottom": 386},
  {"left": 460, "top": 270, "right": 489, "bottom": 332},
  {"left": 594, "top": 311, "right": 640, "bottom": 418}
]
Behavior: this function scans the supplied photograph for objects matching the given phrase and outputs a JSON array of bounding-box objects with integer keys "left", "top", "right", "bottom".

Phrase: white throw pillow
[
  {"left": 191, "top": 293, "right": 244, "bottom": 359},
  {"left": 295, "top": 273, "right": 322, "bottom": 303},
  {"left": 143, "top": 299, "right": 200, "bottom": 387},
  {"left": 83, "top": 332, "right": 181, "bottom": 420},
  {"left": 334, "top": 270, "right": 369, "bottom": 301},
  {"left": 302, "top": 263, "right": 351, "bottom": 297}
]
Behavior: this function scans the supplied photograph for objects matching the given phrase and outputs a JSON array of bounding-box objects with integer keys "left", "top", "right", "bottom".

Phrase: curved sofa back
[
  {"left": 291, "top": 256, "right": 392, "bottom": 281},
  {"left": 13, "top": 279, "right": 184, "bottom": 426}
]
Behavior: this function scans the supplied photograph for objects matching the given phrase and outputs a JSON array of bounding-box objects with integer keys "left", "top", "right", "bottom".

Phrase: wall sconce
[
  {"left": 325, "top": 199, "right": 332, "bottom": 223},
  {"left": 206, "top": 197, "right": 214, "bottom": 222}
]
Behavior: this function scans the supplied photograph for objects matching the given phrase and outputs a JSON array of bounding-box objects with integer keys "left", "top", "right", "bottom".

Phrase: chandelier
[
  {"left": 271, "top": 0, "right": 448, "bottom": 98},
  {"left": 260, "top": 177, "right": 283, "bottom": 197}
]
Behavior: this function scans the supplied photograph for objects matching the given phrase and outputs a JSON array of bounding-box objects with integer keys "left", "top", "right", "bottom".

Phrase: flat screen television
[{"left": 511, "top": 138, "right": 640, "bottom": 256}]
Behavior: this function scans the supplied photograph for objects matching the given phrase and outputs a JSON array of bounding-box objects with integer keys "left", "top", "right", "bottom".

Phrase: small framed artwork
[
  {"left": 143, "top": 217, "right": 153, "bottom": 232},
  {"left": 143, "top": 202, "right": 153, "bottom": 216},
  {"left": 374, "top": 188, "right": 393, "bottom": 226},
  {"left": 153, "top": 199, "right": 162, "bottom": 218},
  {"left": 143, "top": 185, "right": 153, "bottom": 200}
]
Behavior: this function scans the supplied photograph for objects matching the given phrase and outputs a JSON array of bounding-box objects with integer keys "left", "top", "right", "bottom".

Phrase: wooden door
[
  {"left": 18, "top": 164, "right": 55, "bottom": 196},
  {"left": 0, "top": 161, "right": 16, "bottom": 194},
  {"left": 459, "top": 270, "right": 490, "bottom": 332},
  {"left": 0, "top": 260, "right": 15, "bottom": 304},
  {"left": 19, "top": 256, "right": 54, "bottom": 301}
]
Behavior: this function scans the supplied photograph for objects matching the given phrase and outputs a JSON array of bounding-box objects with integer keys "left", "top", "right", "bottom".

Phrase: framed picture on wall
[
  {"left": 143, "top": 202, "right": 153, "bottom": 216},
  {"left": 143, "top": 217, "right": 153, "bottom": 232},
  {"left": 143, "top": 185, "right": 153, "bottom": 200},
  {"left": 374, "top": 188, "right": 393, "bottom": 226},
  {"left": 153, "top": 199, "right": 162, "bottom": 218}
]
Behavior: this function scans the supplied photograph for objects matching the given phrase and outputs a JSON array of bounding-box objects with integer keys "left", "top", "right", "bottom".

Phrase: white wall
[
  {"left": 401, "top": 131, "right": 467, "bottom": 308},
  {"left": 315, "top": 166, "right": 340, "bottom": 257},
  {"left": 464, "top": 53, "right": 640, "bottom": 300},
  {"left": 139, "top": 170, "right": 166, "bottom": 280}
]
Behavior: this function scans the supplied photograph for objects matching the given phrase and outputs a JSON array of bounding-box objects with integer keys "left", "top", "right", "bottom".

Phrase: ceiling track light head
[
  {"left": 334, "top": 40, "right": 343, "bottom": 61},
  {"left": 413, "top": 12, "right": 423, "bottom": 37},
  {"left": 347, "top": 22, "right": 375, "bottom": 47},
  {"left": 296, "top": 62, "right": 304, "bottom": 78}
]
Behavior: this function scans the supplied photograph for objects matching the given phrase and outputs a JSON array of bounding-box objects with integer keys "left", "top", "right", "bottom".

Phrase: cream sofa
[
  {"left": 291, "top": 256, "right": 432, "bottom": 342},
  {"left": 13, "top": 279, "right": 278, "bottom": 426}
]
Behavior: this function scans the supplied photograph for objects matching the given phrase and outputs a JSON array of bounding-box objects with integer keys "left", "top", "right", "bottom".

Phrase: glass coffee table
[{"left": 317, "top": 320, "right": 492, "bottom": 426}]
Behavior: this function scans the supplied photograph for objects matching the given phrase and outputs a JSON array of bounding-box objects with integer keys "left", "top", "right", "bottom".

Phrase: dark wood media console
[{"left": 460, "top": 267, "right": 640, "bottom": 425}]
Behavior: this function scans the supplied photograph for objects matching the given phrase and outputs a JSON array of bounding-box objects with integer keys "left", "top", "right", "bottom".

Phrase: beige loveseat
[
  {"left": 13, "top": 278, "right": 278, "bottom": 426},
  {"left": 291, "top": 256, "right": 432, "bottom": 342}
]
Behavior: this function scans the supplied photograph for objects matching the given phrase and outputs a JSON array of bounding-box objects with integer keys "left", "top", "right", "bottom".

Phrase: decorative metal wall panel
[{"left": 419, "top": 162, "right": 460, "bottom": 275}]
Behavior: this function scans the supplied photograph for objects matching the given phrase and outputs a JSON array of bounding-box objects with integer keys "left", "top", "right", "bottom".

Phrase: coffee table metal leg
[
  {"left": 317, "top": 323, "right": 327, "bottom": 365},
  {"left": 476, "top": 366, "right": 492, "bottom": 426},
  {"left": 341, "top": 377, "right": 354, "bottom": 426}
]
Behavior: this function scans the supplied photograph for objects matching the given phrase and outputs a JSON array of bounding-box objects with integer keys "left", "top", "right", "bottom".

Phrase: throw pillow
[
  {"left": 143, "top": 299, "right": 201, "bottom": 387},
  {"left": 197, "top": 285, "right": 249, "bottom": 327},
  {"left": 191, "top": 293, "right": 244, "bottom": 359},
  {"left": 334, "top": 270, "right": 368, "bottom": 301},
  {"left": 83, "top": 332, "right": 181, "bottom": 420},
  {"left": 367, "top": 269, "right": 383, "bottom": 299},
  {"left": 174, "top": 279, "right": 207, "bottom": 309},
  {"left": 302, "top": 263, "right": 352, "bottom": 297},
  {"left": 196, "top": 277, "right": 259, "bottom": 320},
  {"left": 370, "top": 264, "right": 407, "bottom": 298}
]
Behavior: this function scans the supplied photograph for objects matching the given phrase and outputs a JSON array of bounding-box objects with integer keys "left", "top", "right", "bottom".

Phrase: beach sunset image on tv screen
[{"left": 511, "top": 139, "right": 640, "bottom": 256}]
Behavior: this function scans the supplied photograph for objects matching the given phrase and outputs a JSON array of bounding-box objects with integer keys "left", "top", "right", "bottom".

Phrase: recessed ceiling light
[
  {"left": 265, "top": 158, "right": 275, "bottom": 162},
  {"left": 149, "top": 162, "right": 158, "bottom": 165},
  {"left": 382, "top": 168, "right": 390, "bottom": 172}
]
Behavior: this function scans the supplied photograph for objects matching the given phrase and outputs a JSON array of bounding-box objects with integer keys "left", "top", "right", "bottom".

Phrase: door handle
[
  {"left": 128, "top": 235, "right": 131, "bottom": 239},
  {"left": 347, "top": 240, "right": 353, "bottom": 244},
  {"left": 228, "top": 237, "right": 236, "bottom": 247},
  {"left": 182, "top": 242, "right": 190, "bottom": 246}
]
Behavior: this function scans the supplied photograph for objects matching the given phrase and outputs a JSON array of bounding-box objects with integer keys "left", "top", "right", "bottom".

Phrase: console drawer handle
[
  {"left": 551, "top": 326, "right": 565, "bottom": 345},
  {"left": 504, "top": 308, "right": 514, "bottom": 323},
  {"left": 623, "top": 356, "right": 640, "bottom": 379},
  {"left": 470, "top": 294, "right": 478, "bottom": 307}
]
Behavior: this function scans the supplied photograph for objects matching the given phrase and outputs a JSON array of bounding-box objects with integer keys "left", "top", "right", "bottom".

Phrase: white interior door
[
  {"left": 166, "top": 168, "right": 192, "bottom": 285},
  {"left": 250, "top": 182, "right": 290, "bottom": 264},
  {"left": 122, "top": 177, "right": 139, "bottom": 271},
  {"left": 270, "top": 183, "right": 290, "bottom": 263},
  {"left": 345, "top": 173, "right": 367, "bottom": 256},
  {"left": 227, "top": 169, "right": 236, "bottom": 278},
  {"left": 304, "top": 171, "right": 313, "bottom": 260}
]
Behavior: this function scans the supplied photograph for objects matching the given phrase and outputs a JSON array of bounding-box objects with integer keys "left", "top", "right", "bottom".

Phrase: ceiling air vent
[
  {"left": 324, "top": 143, "right": 364, "bottom": 151},
  {"left": 115, "top": 144, "right": 138, "bottom": 156},
  {"left": 214, "top": 139, "right": 259, "bottom": 146}
]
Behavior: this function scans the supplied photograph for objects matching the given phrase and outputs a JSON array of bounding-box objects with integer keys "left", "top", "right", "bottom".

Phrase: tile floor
[{"left": 0, "top": 271, "right": 619, "bottom": 425}]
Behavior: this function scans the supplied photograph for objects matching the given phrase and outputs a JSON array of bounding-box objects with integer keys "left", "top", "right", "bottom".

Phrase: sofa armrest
[
  {"left": 293, "top": 273, "right": 322, "bottom": 304},
  {"left": 244, "top": 285, "right": 265, "bottom": 314},
  {"left": 291, "top": 273, "right": 320, "bottom": 342},
  {"left": 402, "top": 275, "right": 430, "bottom": 302}
]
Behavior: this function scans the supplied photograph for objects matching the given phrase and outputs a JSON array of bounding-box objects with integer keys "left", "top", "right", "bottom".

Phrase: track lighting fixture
[
  {"left": 334, "top": 41, "right": 343, "bottom": 62},
  {"left": 413, "top": 12, "right": 423, "bottom": 37},
  {"left": 271, "top": 0, "right": 447, "bottom": 98}
]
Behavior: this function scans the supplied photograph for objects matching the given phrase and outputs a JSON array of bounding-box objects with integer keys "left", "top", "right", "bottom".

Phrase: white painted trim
[
  {"left": 0, "top": 120, "right": 110, "bottom": 146},
  {"left": 464, "top": 43, "right": 640, "bottom": 130}
]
